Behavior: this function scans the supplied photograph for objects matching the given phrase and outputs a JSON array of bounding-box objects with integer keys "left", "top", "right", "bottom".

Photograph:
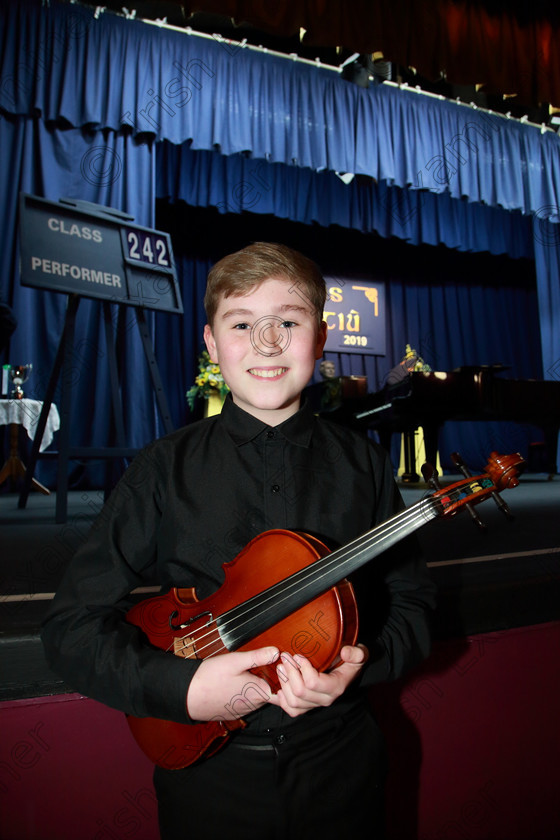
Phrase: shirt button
[
  {"left": 274, "top": 734, "right": 286, "bottom": 745},
  {"left": 267, "top": 430, "right": 275, "bottom": 439},
  {"left": 271, "top": 484, "right": 280, "bottom": 493}
]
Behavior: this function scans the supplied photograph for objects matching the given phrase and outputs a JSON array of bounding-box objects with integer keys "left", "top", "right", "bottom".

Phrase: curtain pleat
[
  {"left": 156, "top": 144, "right": 534, "bottom": 259},
  {"left": 0, "top": 0, "right": 557, "bottom": 479},
  {"left": 2, "top": 1, "right": 560, "bottom": 218},
  {"left": 158, "top": 200, "right": 541, "bottom": 472},
  {"left": 0, "top": 113, "right": 156, "bottom": 485}
]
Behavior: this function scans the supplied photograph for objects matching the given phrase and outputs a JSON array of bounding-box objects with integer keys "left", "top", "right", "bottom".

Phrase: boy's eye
[{"left": 232, "top": 320, "right": 296, "bottom": 330}]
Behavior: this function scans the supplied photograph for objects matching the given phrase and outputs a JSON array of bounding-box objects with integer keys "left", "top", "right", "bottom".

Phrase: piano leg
[
  {"left": 422, "top": 424, "right": 440, "bottom": 474},
  {"left": 401, "top": 430, "right": 420, "bottom": 483}
]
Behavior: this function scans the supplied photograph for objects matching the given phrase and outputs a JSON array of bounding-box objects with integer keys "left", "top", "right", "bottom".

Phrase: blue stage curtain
[
  {"left": 0, "top": 113, "right": 156, "bottom": 486},
  {"left": 533, "top": 216, "right": 560, "bottom": 467},
  {"left": 152, "top": 254, "right": 213, "bottom": 430},
  {"left": 0, "top": 0, "right": 557, "bottom": 478},
  {"left": 159, "top": 201, "right": 542, "bottom": 473},
  {"left": 2, "top": 1, "right": 560, "bottom": 218},
  {"left": 156, "top": 144, "right": 534, "bottom": 259},
  {"left": 533, "top": 215, "right": 560, "bottom": 380},
  {"left": 318, "top": 259, "right": 542, "bottom": 472}
]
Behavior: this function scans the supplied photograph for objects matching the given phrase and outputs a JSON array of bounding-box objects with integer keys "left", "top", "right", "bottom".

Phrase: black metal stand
[{"left": 18, "top": 295, "right": 173, "bottom": 522}]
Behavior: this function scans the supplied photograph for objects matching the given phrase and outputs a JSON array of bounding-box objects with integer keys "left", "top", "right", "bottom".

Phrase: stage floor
[{"left": 1, "top": 474, "right": 559, "bottom": 701}]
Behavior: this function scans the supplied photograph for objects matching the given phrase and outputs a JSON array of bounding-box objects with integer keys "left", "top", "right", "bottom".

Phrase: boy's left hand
[{"left": 267, "top": 644, "right": 369, "bottom": 717}]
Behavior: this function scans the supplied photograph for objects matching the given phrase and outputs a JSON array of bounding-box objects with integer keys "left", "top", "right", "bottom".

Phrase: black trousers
[{"left": 153, "top": 705, "right": 387, "bottom": 840}]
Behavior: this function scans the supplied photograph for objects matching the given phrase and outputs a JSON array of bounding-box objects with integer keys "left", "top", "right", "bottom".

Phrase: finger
[
  {"left": 240, "top": 645, "right": 280, "bottom": 672},
  {"left": 275, "top": 677, "right": 319, "bottom": 713},
  {"left": 290, "top": 654, "right": 328, "bottom": 691},
  {"left": 339, "top": 643, "right": 369, "bottom": 665},
  {"left": 276, "top": 655, "right": 311, "bottom": 699},
  {"left": 277, "top": 654, "right": 330, "bottom": 703},
  {"left": 276, "top": 653, "right": 303, "bottom": 687}
]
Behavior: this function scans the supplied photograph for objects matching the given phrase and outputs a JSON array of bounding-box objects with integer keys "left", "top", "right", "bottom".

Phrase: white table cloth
[{"left": 0, "top": 399, "right": 60, "bottom": 451}]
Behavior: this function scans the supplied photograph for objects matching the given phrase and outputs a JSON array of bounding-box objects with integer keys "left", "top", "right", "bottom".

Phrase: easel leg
[
  {"left": 135, "top": 308, "right": 174, "bottom": 435},
  {"left": 19, "top": 295, "right": 81, "bottom": 511}
]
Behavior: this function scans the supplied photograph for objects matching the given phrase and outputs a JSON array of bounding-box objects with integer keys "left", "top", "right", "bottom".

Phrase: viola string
[
  {"left": 218, "top": 500, "right": 436, "bottom": 650},
  {"left": 173, "top": 504, "right": 431, "bottom": 659},
  {"left": 170, "top": 496, "right": 435, "bottom": 659},
  {"left": 169, "top": 479, "right": 478, "bottom": 660},
  {"left": 171, "top": 496, "right": 439, "bottom": 658}
]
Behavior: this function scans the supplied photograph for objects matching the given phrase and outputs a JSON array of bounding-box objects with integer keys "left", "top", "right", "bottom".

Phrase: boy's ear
[
  {"left": 315, "top": 320, "right": 328, "bottom": 359},
  {"left": 203, "top": 324, "right": 218, "bottom": 362}
]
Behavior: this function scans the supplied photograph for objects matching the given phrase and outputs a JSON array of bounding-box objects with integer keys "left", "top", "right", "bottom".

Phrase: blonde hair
[{"left": 204, "top": 242, "right": 326, "bottom": 326}]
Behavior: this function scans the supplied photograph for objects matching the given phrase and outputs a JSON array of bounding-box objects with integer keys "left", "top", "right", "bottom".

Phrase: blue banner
[{"left": 323, "top": 277, "right": 386, "bottom": 355}]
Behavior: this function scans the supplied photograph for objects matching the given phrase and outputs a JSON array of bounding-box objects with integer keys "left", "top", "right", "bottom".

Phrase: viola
[{"left": 126, "top": 451, "right": 523, "bottom": 769}]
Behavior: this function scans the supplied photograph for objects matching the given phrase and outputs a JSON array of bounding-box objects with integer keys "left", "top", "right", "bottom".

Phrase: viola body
[
  {"left": 126, "top": 529, "right": 358, "bottom": 769},
  {"left": 126, "top": 451, "right": 524, "bottom": 770}
]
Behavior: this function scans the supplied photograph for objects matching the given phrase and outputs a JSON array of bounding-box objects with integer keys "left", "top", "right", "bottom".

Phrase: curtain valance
[
  {"left": 2, "top": 1, "right": 560, "bottom": 220},
  {"left": 157, "top": 144, "right": 533, "bottom": 259}
]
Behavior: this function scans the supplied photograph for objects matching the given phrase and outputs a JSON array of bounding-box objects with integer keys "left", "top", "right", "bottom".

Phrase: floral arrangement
[
  {"left": 186, "top": 351, "right": 229, "bottom": 410},
  {"left": 403, "top": 343, "right": 432, "bottom": 373}
]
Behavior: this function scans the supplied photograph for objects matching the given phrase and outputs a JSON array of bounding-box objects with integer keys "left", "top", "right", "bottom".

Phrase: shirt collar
[{"left": 220, "top": 394, "right": 314, "bottom": 448}]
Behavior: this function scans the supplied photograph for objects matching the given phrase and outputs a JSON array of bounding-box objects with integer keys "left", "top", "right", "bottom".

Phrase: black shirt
[{"left": 42, "top": 396, "right": 435, "bottom": 734}]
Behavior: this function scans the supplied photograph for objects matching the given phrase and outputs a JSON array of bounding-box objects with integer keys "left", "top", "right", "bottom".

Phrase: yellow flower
[{"left": 187, "top": 352, "right": 230, "bottom": 411}]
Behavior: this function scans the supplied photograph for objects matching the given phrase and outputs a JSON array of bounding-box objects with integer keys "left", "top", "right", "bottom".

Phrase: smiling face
[{"left": 203, "top": 276, "right": 327, "bottom": 425}]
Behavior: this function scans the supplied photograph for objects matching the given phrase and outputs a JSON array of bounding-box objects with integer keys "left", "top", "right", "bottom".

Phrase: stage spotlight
[{"left": 341, "top": 52, "right": 393, "bottom": 88}]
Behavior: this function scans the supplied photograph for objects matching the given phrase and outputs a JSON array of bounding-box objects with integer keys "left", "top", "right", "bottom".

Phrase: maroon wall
[
  {"left": 1, "top": 621, "right": 559, "bottom": 840},
  {"left": 374, "top": 621, "right": 560, "bottom": 840}
]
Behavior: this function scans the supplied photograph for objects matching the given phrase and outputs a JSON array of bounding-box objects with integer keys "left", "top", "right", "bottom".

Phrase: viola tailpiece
[{"left": 126, "top": 450, "right": 524, "bottom": 770}]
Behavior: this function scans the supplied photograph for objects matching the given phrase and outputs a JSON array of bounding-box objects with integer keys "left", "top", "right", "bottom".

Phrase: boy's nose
[{"left": 250, "top": 316, "right": 290, "bottom": 357}]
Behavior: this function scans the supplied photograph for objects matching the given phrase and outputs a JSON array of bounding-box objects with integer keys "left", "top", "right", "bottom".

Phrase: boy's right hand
[{"left": 186, "top": 646, "right": 279, "bottom": 721}]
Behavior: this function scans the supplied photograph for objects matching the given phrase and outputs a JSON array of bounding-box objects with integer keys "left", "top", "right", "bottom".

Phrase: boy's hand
[
  {"left": 268, "top": 644, "right": 369, "bottom": 717},
  {"left": 186, "top": 645, "right": 279, "bottom": 721}
]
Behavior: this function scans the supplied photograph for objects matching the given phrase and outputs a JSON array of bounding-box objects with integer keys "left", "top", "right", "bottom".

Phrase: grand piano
[{"left": 322, "top": 366, "right": 560, "bottom": 481}]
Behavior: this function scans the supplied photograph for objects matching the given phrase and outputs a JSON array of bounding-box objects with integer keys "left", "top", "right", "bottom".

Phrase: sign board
[
  {"left": 19, "top": 194, "right": 183, "bottom": 314},
  {"left": 323, "top": 277, "right": 386, "bottom": 355}
]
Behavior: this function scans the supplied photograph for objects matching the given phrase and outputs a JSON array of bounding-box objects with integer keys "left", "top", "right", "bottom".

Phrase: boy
[{"left": 42, "top": 242, "right": 435, "bottom": 839}]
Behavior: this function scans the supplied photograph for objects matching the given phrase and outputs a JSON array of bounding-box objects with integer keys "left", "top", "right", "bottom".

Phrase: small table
[{"left": 0, "top": 398, "right": 60, "bottom": 494}]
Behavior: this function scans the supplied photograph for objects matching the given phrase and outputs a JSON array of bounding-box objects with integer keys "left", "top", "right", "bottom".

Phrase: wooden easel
[{"left": 18, "top": 294, "right": 173, "bottom": 523}]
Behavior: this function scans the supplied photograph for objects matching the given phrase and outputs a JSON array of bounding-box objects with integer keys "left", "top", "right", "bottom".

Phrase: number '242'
[{"left": 127, "top": 231, "right": 169, "bottom": 266}]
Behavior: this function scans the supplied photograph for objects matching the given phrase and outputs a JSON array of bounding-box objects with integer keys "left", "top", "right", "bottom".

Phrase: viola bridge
[
  {"left": 126, "top": 450, "right": 525, "bottom": 770},
  {"left": 172, "top": 634, "right": 197, "bottom": 659}
]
